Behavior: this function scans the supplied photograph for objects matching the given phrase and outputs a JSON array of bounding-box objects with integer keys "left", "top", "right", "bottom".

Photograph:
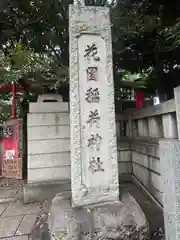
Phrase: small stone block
[
  {"left": 16, "top": 213, "right": 39, "bottom": 235},
  {"left": 1, "top": 201, "right": 41, "bottom": 217},
  {"left": 0, "top": 216, "right": 23, "bottom": 238},
  {"left": 29, "top": 102, "right": 69, "bottom": 113},
  {"left": 1, "top": 236, "right": 29, "bottom": 240},
  {"left": 0, "top": 204, "right": 8, "bottom": 216},
  {"left": 0, "top": 189, "right": 18, "bottom": 199}
]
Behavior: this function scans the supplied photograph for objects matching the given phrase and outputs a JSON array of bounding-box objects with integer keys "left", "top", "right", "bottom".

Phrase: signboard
[{"left": 2, "top": 119, "right": 23, "bottom": 179}]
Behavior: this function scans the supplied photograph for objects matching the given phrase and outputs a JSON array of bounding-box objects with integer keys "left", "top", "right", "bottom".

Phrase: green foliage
[
  {"left": 0, "top": 0, "right": 180, "bottom": 103},
  {"left": 112, "top": 0, "right": 180, "bottom": 97},
  {"left": 0, "top": 42, "right": 69, "bottom": 120},
  {"left": 0, "top": 0, "right": 111, "bottom": 93},
  {"left": 0, "top": 43, "right": 68, "bottom": 88},
  {"left": 162, "top": 18, "right": 180, "bottom": 48}
]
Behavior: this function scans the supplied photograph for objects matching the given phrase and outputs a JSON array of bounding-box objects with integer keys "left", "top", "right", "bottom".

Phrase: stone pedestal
[
  {"left": 69, "top": 5, "right": 119, "bottom": 207},
  {"left": 24, "top": 94, "right": 71, "bottom": 203},
  {"left": 48, "top": 192, "right": 149, "bottom": 240},
  {"left": 160, "top": 140, "right": 180, "bottom": 240}
]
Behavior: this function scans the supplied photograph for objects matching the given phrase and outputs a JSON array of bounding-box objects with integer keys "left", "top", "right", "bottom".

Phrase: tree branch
[
  {"left": 50, "top": 46, "right": 61, "bottom": 60},
  {"left": 21, "top": 0, "right": 56, "bottom": 28}
]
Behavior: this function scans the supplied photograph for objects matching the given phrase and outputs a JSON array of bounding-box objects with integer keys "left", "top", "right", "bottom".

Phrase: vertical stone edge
[
  {"left": 69, "top": 5, "right": 83, "bottom": 205},
  {"left": 105, "top": 8, "right": 119, "bottom": 199},
  {"left": 159, "top": 139, "right": 180, "bottom": 239},
  {"left": 174, "top": 86, "right": 180, "bottom": 140}
]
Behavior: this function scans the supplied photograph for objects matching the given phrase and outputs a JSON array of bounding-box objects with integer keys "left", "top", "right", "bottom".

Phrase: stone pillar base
[{"left": 48, "top": 192, "right": 149, "bottom": 240}]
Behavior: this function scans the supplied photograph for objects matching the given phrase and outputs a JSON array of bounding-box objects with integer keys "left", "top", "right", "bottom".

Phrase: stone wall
[
  {"left": 117, "top": 139, "right": 132, "bottom": 182},
  {"left": 131, "top": 140, "right": 162, "bottom": 204},
  {"left": 27, "top": 102, "right": 70, "bottom": 184},
  {"left": 117, "top": 98, "right": 178, "bottom": 206}
]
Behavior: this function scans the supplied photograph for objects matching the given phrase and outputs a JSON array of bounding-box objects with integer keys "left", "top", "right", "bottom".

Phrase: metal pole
[{"left": 12, "top": 81, "right": 16, "bottom": 119}]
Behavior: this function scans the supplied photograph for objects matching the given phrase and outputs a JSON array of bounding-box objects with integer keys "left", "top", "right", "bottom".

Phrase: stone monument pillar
[{"left": 69, "top": 3, "right": 119, "bottom": 207}]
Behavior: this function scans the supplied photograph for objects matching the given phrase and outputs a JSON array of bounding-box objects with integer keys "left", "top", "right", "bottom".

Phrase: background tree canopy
[
  {"left": 112, "top": 0, "right": 180, "bottom": 99},
  {"left": 0, "top": 0, "right": 180, "bottom": 119}
]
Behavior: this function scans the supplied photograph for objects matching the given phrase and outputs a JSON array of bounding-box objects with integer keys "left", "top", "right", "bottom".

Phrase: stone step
[{"left": 24, "top": 180, "right": 71, "bottom": 203}]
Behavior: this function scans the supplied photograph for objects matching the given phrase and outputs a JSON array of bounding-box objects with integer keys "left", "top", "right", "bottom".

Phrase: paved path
[
  {"left": 0, "top": 178, "right": 44, "bottom": 240},
  {"left": 0, "top": 178, "right": 164, "bottom": 240}
]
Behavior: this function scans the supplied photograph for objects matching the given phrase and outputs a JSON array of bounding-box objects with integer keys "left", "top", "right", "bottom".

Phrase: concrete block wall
[
  {"left": 117, "top": 140, "right": 132, "bottom": 182},
  {"left": 27, "top": 102, "right": 70, "bottom": 184},
  {"left": 130, "top": 108, "right": 178, "bottom": 205},
  {"left": 116, "top": 137, "right": 162, "bottom": 204},
  {"left": 131, "top": 141, "right": 162, "bottom": 204},
  {"left": 117, "top": 98, "right": 179, "bottom": 206},
  {"left": 115, "top": 119, "right": 133, "bottom": 182}
]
